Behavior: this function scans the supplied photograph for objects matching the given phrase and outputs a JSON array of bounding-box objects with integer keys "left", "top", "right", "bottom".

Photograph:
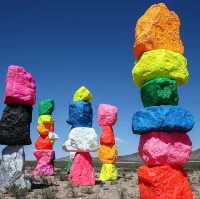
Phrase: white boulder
[{"left": 63, "top": 127, "right": 98, "bottom": 152}]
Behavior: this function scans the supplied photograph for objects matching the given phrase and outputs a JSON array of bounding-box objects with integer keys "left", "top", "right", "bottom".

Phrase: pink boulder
[
  {"left": 139, "top": 132, "right": 192, "bottom": 165},
  {"left": 97, "top": 104, "right": 118, "bottom": 126},
  {"left": 33, "top": 150, "right": 55, "bottom": 176},
  {"left": 69, "top": 152, "right": 95, "bottom": 186},
  {"left": 4, "top": 65, "right": 36, "bottom": 105}
]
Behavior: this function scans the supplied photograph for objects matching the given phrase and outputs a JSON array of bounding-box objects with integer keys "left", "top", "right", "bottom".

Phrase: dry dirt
[{"left": 1, "top": 163, "right": 200, "bottom": 199}]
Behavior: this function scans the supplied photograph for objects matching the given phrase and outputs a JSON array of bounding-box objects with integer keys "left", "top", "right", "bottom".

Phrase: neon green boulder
[{"left": 132, "top": 49, "right": 189, "bottom": 87}]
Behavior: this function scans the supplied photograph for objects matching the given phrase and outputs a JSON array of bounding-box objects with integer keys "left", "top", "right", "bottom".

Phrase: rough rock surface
[
  {"left": 97, "top": 104, "right": 118, "bottom": 126},
  {"left": 100, "top": 126, "right": 115, "bottom": 145},
  {"left": 98, "top": 144, "right": 117, "bottom": 164},
  {"left": 35, "top": 136, "right": 53, "bottom": 150},
  {"left": 33, "top": 150, "right": 55, "bottom": 176},
  {"left": 4, "top": 65, "right": 36, "bottom": 105},
  {"left": 73, "top": 86, "right": 93, "bottom": 102},
  {"left": 139, "top": 132, "right": 192, "bottom": 165},
  {"left": 132, "top": 105, "right": 194, "bottom": 134},
  {"left": 138, "top": 165, "right": 193, "bottom": 199},
  {"left": 67, "top": 101, "right": 93, "bottom": 128},
  {"left": 141, "top": 77, "right": 178, "bottom": 107},
  {"left": 132, "top": 49, "right": 188, "bottom": 87},
  {"left": 134, "top": 3, "right": 184, "bottom": 60},
  {"left": 38, "top": 99, "right": 54, "bottom": 115},
  {"left": 69, "top": 152, "right": 96, "bottom": 186},
  {"left": 0, "top": 146, "right": 31, "bottom": 191},
  {"left": 63, "top": 127, "right": 98, "bottom": 152},
  {"left": 0, "top": 104, "right": 32, "bottom": 145},
  {"left": 99, "top": 163, "right": 118, "bottom": 181}
]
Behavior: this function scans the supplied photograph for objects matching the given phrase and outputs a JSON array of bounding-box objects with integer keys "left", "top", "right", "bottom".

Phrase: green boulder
[
  {"left": 66, "top": 159, "right": 72, "bottom": 176},
  {"left": 141, "top": 78, "right": 179, "bottom": 107},
  {"left": 38, "top": 99, "right": 54, "bottom": 115}
]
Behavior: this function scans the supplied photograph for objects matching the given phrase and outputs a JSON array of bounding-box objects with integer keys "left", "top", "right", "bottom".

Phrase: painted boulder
[
  {"left": 63, "top": 127, "right": 98, "bottom": 152},
  {"left": 138, "top": 165, "right": 193, "bottom": 199},
  {"left": 97, "top": 104, "right": 118, "bottom": 126},
  {"left": 132, "top": 105, "right": 194, "bottom": 134},
  {"left": 139, "top": 132, "right": 192, "bottom": 165},
  {"left": 69, "top": 152, "right": 95, "bottom": 186},
  {"left": 4, "top": 65, "right": 36, "bottom": 105}
]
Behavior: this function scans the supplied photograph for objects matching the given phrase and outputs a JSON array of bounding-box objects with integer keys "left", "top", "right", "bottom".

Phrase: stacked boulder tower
[
  {"left": 131, "top": 3, "right": 194, "bottom": 199},
  {"left": 97, "top": 104, "right": 118, "bottom": 181},
  {"left": 63, "top": 86, "right": 98, "bottom": 186},
  {"left": 0, "top": 65, "right": 36, "bottom": 191},
  {"left": 34, "top": 99, "right": 58, "bottom": 176}
]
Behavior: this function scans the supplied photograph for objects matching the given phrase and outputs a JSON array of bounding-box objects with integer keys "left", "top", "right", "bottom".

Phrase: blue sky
[{"left": 0, "top": 0, "right": 200, "bottom": 160}]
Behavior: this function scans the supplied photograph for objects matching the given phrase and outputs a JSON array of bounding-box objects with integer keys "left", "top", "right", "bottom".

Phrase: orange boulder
[
  {"left": 37, "top": 123, "right": 54, "bottom": 137},
  {"left": 100, "top": 126, "right": 115, "bottom": 145},
  {"left": 134, "top": 3, "right": 184, "bottom": 60},
  {"left": 97, "top": 144, "right": 117, "bottom": 164},
  {"left": 138, "top": 165, "right": 193, "bottom": 199}
]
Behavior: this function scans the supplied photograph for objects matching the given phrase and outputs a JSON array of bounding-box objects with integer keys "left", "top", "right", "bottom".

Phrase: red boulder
[{"left": 138, "top": 165, "right": 193, "bottom": 199}]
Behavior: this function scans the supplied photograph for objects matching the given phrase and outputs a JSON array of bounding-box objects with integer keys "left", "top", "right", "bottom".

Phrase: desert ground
[{"left": 1, "top": 161, "right": 200, "bottom": 199}]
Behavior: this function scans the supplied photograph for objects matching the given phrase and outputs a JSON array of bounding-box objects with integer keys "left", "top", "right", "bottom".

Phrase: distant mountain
[
  {"left": 190, "top": 149, "right": 200, "bottom": 161},
  {"left": 57, "top": 149, "right": 200, "bottom": 162}
]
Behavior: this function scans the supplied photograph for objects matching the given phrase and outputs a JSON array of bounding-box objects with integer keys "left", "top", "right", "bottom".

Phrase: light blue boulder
[{"left": 132, "top": 105, "right": 194, "bottom": 134}]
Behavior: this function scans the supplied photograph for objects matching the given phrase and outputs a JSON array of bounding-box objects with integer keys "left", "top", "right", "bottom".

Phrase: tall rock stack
[
  {"left": 97, "top": 104, "right": 118, "bottom": 181},
  {"left": 63, "top": 86, "right": 98, "bottom": 186},
  {"left": 33, "top": 99, "right": 59, "bottom": 176},
  {"left": 131, "top": 3, "right": 194, "bottom": 198},
  {"left": 0, "top": 65, "right": 36, "bottom": 191}
]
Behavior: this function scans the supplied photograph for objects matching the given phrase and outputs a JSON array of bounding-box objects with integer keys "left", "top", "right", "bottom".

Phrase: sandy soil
[{"left": 1, "top": 166, "right": 200, "bottom": 199}]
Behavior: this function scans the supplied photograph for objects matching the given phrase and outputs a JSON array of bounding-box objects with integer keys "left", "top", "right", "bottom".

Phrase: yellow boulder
[
  {"left": 73, "top": 86, "right": 93, "bottom": 102},
  {"left": 132, "top": 49, "right": 189, "bottom": 87},
  {"left": 99, "top": 164, "right": 118, "bottom": 181},
  {"left": 38, "top": 115, "right": 53, "bottom": 125},
  {"left": 97, "top": 144, "right": 117, "bottom": 164},
  {"left": 134, "top": 3, "right": 184, "bottom": 60}
]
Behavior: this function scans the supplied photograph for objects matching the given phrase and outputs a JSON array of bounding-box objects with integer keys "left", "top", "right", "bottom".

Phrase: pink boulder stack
[
  {"left": 139, "top": 132, "right": 192, "bottom": 165},
  {"left": 69, "top": 152, "right": 96, "bottom": 186},
  {"left": 33, "top": 150, "right": 55, "bottom": 176},
  {"left": 4, "top": 65, "right": 36, "bottom": 105}
]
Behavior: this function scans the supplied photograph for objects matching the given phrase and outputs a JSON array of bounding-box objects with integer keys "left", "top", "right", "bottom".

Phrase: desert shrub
[{"left": 7, "top": 185, "right": 29, "bottom": 199}]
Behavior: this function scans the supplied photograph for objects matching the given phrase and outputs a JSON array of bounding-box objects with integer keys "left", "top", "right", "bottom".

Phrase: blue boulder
[
  {"left": 132, "top": 105, "right": 195, "bottom": 134},
  {"left": 67, "top": 101, "right": 93, "bottom": 128}
]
